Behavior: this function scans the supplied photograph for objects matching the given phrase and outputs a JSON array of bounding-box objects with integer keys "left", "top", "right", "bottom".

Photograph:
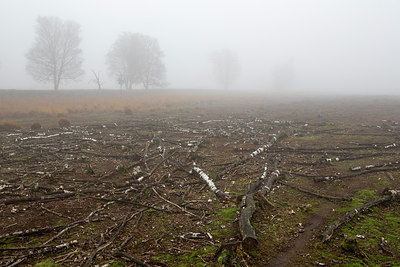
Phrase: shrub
[
  {"left": 58, "top": 118, "right": 71, "bottom": 128},
  {"left": 31, "top": 122, "right": 42, "bottom": 130},
  {"left": 0, "top": 121, "right": 21, "bottom": 131}
]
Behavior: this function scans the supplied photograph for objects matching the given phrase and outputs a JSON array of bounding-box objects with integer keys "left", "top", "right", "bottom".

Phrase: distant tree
[
  {"left": 106, "top": 33, "right": 166, "bottom": 90},
  {"left": 210, "top": 49, "right": 240, "bottom": 90},
  {"left": 26, "top": 16, "right": 84, "bottom": 90},
  {"left": 91, "top": 70, "right": 103, "bottom": 90}
]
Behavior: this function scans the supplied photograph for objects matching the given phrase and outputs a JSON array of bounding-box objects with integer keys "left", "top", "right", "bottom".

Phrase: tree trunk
[
  {"left": 320, "top": 189, "right": 400, "bottom": 242},
  {"left": 53, "top": 73, "right": 58, "bottom": 91},
  {"left": 239, "top": 194, "right": 258, "bottom": 250}
]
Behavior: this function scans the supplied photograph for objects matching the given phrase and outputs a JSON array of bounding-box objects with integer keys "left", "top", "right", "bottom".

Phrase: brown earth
[{"left": 0, "top": 90, "right": 400, "bottom": 266}]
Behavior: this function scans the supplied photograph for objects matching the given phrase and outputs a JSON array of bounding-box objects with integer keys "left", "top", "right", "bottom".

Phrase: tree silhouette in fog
[
  {"left": 26, "top": 16, "right": 84, "bottom": 91},
  {"left": 210, "top": 49, "right": 240, "bottom": 90},
  {"left": 106, "top": 33, "right": 166, "bottom": 90}
]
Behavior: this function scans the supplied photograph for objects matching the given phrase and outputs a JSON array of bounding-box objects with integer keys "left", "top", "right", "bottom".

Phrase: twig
[
  {"left": 40, "top": 204, "right": 75, "bottom": 220},
  {"left": 152, "top": 187, "right": 199, "bottom": 218}
]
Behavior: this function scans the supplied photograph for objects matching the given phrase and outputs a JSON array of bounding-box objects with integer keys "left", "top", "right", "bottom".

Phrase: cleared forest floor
[{"left": 1, "top": 91, "right": 400, "bottom": 266}]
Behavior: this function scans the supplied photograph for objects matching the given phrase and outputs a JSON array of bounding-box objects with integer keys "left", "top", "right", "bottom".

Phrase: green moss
[
  {"left": 311, "top": 205, "right": 400, "bottom": 266},
  {"left": 216, "top": 207, "right": 239, "bottom": 223},
  {"left": 357, "top": 189, "right": 376, "bottom": 199},
  {"left": 337, "top": 189, "right": 377, "bottom": 213},
  {"left": 0, "top": 237, "right": 17, "bottom": 248},
  {"left": 154, "top": 246, "right": 216, "bottom": 266},
  {"left": 33, "top": 259, "right": 59, "bottom": 267},
  {"left": 375, "top": 177, "right": 389, "bottom": 186},
  {"left": 111, "top": 260, "right": 125, "bottom": 267},
  {"left": 55, "top": 218, "right": 67, "bottom": 227}
]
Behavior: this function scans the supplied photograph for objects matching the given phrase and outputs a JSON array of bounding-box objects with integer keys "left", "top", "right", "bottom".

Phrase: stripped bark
[
  {"left": 313, "top": 167, "right": 400, "bottom": 182},
  {"left": 239, "top": 156, "right": 280, "bottom": 250},
  {"left": 349, "top": 160, "right": 400, "bottom": 171},
  {"left": 217, "top": 132, "right": 286, "bottom": 180},
  {"left": 320, "top": 190, "right": 400, "bottom": 242},
  {"left": 259, "top": 156, "right": 281, "bottom": 196},
  {"left": 193, "top": 165, "right": 230, "bottom": 201}
]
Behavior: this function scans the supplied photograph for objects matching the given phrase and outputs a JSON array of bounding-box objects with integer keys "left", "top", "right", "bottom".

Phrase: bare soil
[{"left": 1, "top": 91, "right": 400, "bottom": 266}]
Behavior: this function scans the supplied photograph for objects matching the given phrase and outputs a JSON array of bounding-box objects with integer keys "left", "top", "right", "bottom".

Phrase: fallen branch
[
  {"left": 152, "top": 187, "right": 199, "bottom": 218},
  {"left": 83, "top": 184, "right": 154, "bottom": 266},
  {"left": 112, "top": 250, "right": 150, "bottom": 267},
  {"left": 40, "top": 205, "right": 75, "bottom": 220},
  {"left": 277, "top": 181, "right": 351, "bottom": 201},
  {"left": 0, "top": 225, "right": 63, "bottom": 240},
  {"left": 1, "top": 240, "right": 78, "bottom": 266},
  {"left": 320, "top": 190, "right": 400, "bottom": 242}
]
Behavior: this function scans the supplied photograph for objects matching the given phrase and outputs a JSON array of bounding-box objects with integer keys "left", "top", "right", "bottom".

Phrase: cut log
[
  {"left": 193, "top": 165, "right": 230, "bottom": 201},
  {"left": 217, "top": 132, "right": 286, "bottom": 180},
  {"left": 313, "top": 167, "right": 400, "bottom": 182},
  {"left": 259, "top": 156, "right": 281, "bottom": 196},
  {"left": 320, "top": 190, "right": 400, "bottom": 242},
  {"left": 239, "top": 156, "right": 280, "bottom": 250},
  {"left": 239, "top": 194, "right": 258, "bottom": 250}
]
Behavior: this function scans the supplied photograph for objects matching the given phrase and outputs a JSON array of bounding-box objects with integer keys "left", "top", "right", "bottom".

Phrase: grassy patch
[
  {"left": 337, "top": 189, "right": 377, "bottom": 213},
  {"left": 296, "top": 135, "right": 324, "bottom": 141},
  {"left": 202, "top": 207, "right": 239, "bottom": 239},
  {"left": 154, "top": 246, "right": 215, "bottom": 266},
  {"left": 0, "top": 237, "right": 17, "bottom": 248},
  {"left": 309, "top": 202, "right": 400, "bottom": 265},
  {"left": 33, "top": 259, "right": 59, "bottom": 267}
]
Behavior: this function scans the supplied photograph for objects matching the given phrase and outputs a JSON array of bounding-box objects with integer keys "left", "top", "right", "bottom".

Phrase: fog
[{"left": 0, "top": 0, "right": 399, "bottom": 94}]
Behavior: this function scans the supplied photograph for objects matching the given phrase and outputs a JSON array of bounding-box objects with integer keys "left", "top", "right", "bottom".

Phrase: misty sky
[{"left": 0, "top": 0, "right": 399, "bottom": 93}]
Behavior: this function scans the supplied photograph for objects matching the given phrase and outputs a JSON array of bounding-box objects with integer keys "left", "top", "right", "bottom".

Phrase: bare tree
[
  {"left": 26, "top": 16, "right": 84, "bottom": 90},
  {"left": 91, "top": 70, "right": 103, "bottom": 90},
  {"left": 106, "top": 33, "right": 166, "bottom": 90},
  {"left": 210, "top": 49, "right": 240, "bottom": 90}
]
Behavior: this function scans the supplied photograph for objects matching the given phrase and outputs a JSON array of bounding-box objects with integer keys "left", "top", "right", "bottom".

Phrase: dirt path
[{"left": 266, "top": 202, "right": 335, "bottom": 267}]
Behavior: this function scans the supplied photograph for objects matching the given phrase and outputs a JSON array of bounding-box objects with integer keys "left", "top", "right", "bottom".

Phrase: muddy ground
[{"left": 1, "top": 91, "right": 400, "bottom": 266}]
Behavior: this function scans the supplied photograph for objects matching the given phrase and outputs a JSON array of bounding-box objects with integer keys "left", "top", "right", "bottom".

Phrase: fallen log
[
  {"left": 277, "top": 180, "right": 351, "bottom": 201},
  {"left": 193, "top": 165, "right": 231, "bottom": 201},
  {"left": 320, "top": 189, "right": 400, "bottom": 242},
  {"left": 4, "top": 193, "right": 76, "bottom": 205},
  {"left": 239, "top": 156, "right": 280, "bottom": 250},
  {"left": 349, "top": 160, "right": 400, "bottom": 171},
  {"left": 0, "top": 225, "right": 63, "bottom": 240},
  {"left": 217, "top": 132, "right": 286, "bottom": 180},
  {"left": 63, "top": 149, "right": 141, "bottom": 160},
  {"left": 313, "top": 167, "right": 400, "bottom": 182},
  {"left": 259, "top": 156, "right": 281, "bottom": 196},
  {"left": 239, "top": 194, "right": 258, "bottom": 250},
  {"left": 4, "top": 189, "right": 106, "bottom": 205}
]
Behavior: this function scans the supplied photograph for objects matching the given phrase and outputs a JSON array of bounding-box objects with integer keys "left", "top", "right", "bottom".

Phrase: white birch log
[{"left": 193, "top": 165, "right": 230, "bottom": 201}]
